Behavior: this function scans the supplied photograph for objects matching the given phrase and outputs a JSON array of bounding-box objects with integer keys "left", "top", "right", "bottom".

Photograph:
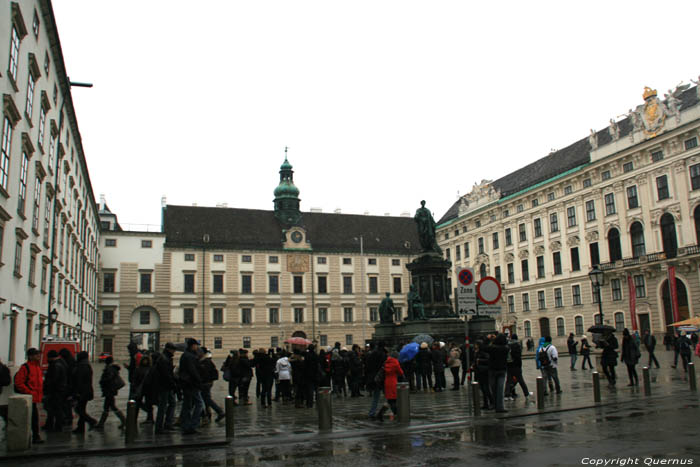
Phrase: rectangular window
[
  {"left": 564, "top": 185, "right": 573, "bottom": 195},
  {"left": 611, "top": 279, "right": 622, "bottom": 301},
  {"left": 268, "top": 255, "right": 278, "bottom": 264},
  {"left": 604, "top": 193, "right": 616, "bottom": 215},
  {"left": 548, "top": 192, "right": 555, "bottom": 201},
  {"left": 572, "top": 285, "right": 582, "bottom": 305},
  {"left": 521, "top": 259, "right": 529, "bottom": 282},
  {"left": 343, "top": 258, "right": 352, "bottom": 265},
  {"left": 567, "top": 206, "right": 576, "bottom": 227},
  {"left": 213, "top": 308, "right": 223, "bottom": 324},
  {"left": 532, "top": 199, "right": 539, "bottom": 208},
  {"left": 392, "top": 259, "right": 400, "bottom": 266},
  {"left": 494, "top": 266, "right": 501, "bottom": 283},
  {"left": 455, "top": 245, "right": 461, "bottom": 260},
  {"left": 268, "top": 275, "right": 279, "bottom": 294},
  {"left": 492, "top": 232, "right": 499, "bottom": 250},
  {"left": 464, "top": 242, "right": 470, "bottom": 258},
  {"left": 536, "top": 255, "right": 545, "bottom": 278},
  {"left": 505, "top": 228, "right": 512, "bottom": 246},
  {"left": 242, "top": 255, "right": 252, "bottom": 263},
  {"left": 139, "top": 272, "right": 152, "bottom": 293},
  {"left": 140, "top": 310, "right": 150, "bottom": 325},
  {"left": 213, "top": 274, "right": 224, "bottom": 293},
  {"left": 241, "top": 274, "right": 252, "bottom": 294},
  {"left": 553, "top": 252, "right": 562, "bottom": 275},
  {"left": 656, "top": 175, "right": 669, "bottom": 200},
  {"left": 184, "top": 253, "right": 194, "bottom": 261},
  {"left": 102, "top": 309, "right": 114, "bottom": 325},
  {"left": 269, "top": 307, "right": 279, "bottom": 324},
  {"left": 651, "top": 150, "right": 663, "bottom": 162},
  {"left": 368, "top": 258, "right": 377, "bottom": 265},
  {"left": 243, "top": 337, "right": 251, "bottom": 349},
  {"left": 625, "top": 185, "right": 638, "bottom": 209},
  {"left": 507, "top": 263, "right": 514, "bottom": 284},
  {"left": 534, "top": 218, "right": 542, "bottom": 237},
  {"left": 213, "top": 254, "right": 224, "bottom": 262},
  {"left": 690, "top": 164, "right": 700, "bottom": 190},
  {"left": 393, "top": 277, "right": 402, "bottom": 293},
  {"left": 508, "top": 295, "right": 514, "bottom": 313},
  {"left": 550, "top": 213, "right": 559, "bottom": 232},
  {"left": 519, "top": 223, "right": 526, "bottom": 242},
  {"left": 293, "top": 275, "right": 303, "bottom": 294},
  {"left": 445, "top": 248, "right": 451, "bottom": 260},
  {"left": 294, "top": 308, "right": 304, "bottom": 323},
  {"left": 103, "top": 337, "right": 113, "bottom": 354},
  {"left": 602, "top": 170, "right": 611, "bottom": 180},
  {"left": 9, "top": 26, "right": 20, "bottom": 82},
  {"left": 517, "top": 204, "right": 524, "bottom": 213},
  {"left": 583, "top": 178, "right": 592, "bottom": 188},
  {"left": 538, "top": 290, "right": 546, "bottom": 310},
  {"left": 590, "top": 242, "right": 600, "bottom": 266},
  {"left": 241, "top": 308, "right": 252, "bottom": 324},
  {"left": 184, "top": 273, "right": 195, "bottom": 293},
  {"left": 215, "top": 337, "right": 223, "bottom": 349},
  {"left": 317, "top": 275, "right": 327, "bottom": 294},
  {"left": 368, "top": 276, "right": 378, "bottom": 294},
  {"left": 571, "top": 247, "right": 580, "bottom": 271},
  {"left": 343, "top": 276, "right": 352, "bottom": 294},
  {"left": 343, "top": 307, "right": 353, "bottom": 323},
  {"left": 685, "top": 137, "right": 698, "bottom": 150},
  {"left": 140, "top": 240, "right": 152, "bottom": 248},
  {"left": 318, "top": 307, "right": 328, "bottom": 323},
  {"left": 634, "top": 275, "right": 646, "bottom": 298},
  {"left": 554, "top": 288, "right": 563, "bottom": 308},
  {"left": 345, "top": 335, "right": 353, "bottom": 346},
  {"left": 478, "top": 237, "right": 484, "bottom": 254},
  {"left": 105, "top": 238, "right": 117, "bottom": 247},
  {"left": 184, "top": 308, "right": 194, "bottom": 324},
  {"left": 475, "top": 219, "right": 481, "bottom": 228},
  {"left": 18, "top": 153, "right": 28, "bottom": 215},
  {"left": 623, "top": 161, "right": 634, "bottom": 173},
  {"left": 103, "top": 272, "right": 115, "bottom": 292},
  {"left": 317, "top": 257, "right": 327, "bottom": 264},
  {"left": 319, "top": 335, "right": 328, "bottom": 347},
  {"left": 44, "top": 193, "right": 51, "bottom": 241},
  {"left": 522, "top": 293, "right": 530, "bottom": 312}
]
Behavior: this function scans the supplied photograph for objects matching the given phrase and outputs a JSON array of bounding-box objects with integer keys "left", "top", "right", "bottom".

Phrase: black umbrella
[{"left": 587, "top": 324, "right": 616, "bottom": 334}]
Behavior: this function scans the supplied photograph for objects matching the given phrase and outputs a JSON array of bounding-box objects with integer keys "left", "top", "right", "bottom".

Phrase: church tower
[{"left": 273, "top": 151, "right": 302, "bottom": 225}]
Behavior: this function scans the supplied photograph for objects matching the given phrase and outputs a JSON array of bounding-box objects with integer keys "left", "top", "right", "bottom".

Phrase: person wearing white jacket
[
  {"left": 541, "top": 336, "right": 562, "bottom": 395},
  {"left": 275, "top": 353, "right": 292, "bottom": 402}
]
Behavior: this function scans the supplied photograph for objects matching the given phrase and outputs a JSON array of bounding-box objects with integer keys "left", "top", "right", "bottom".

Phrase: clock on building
[{"left": 291, "top": 231, "right": 303, "bottom": 243}]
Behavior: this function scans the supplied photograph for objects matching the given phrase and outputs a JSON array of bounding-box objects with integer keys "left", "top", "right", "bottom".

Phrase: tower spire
[{"left": 273, "top": 150, "right": 301, "bottom": 225}]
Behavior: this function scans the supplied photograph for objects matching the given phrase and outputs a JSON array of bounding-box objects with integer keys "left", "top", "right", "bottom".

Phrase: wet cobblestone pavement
[{"left": 2, "top": 350, "right": 699, "bottom": 466}]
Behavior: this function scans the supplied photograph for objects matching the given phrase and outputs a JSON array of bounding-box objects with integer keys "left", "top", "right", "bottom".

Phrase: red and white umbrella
[{"left": 284, "top": 337, "right": 312, "bottom": 346}]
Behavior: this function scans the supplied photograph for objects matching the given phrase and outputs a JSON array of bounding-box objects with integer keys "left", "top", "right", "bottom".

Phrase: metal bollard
[
  {"left": 397, "top": 382, "right": 410, "bottom": 424},
  {"left": 125, "top": 400, "right": 138, "bottom": 445},
  {"left": 642, "top": 367, "right": 651, "bottom": 396},
  {"left": 318, "top": 386, "right": 332, "bottom": 431},
  {"left": 225, "top": 396, "right": 235, "bottom": 438},
  {"left": 592, "top": 371, "right": 601, "bottom": 403},
  {"left": 471, "top": 381, "right": 481, "bottom": 416},
  {"left": 536, "top": 377, "right": 545, "bottom": 410},
  {"left": 689, "top": 362, "right": 697, "bottom": 391}
]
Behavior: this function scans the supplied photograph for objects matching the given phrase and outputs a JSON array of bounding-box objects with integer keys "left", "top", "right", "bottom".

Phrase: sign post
[
  {"left": 456, "top": 268, "right": 476, "bottom": 388},
  {"left": 476, "top": 276, "right": 503, "bottom": 315}
]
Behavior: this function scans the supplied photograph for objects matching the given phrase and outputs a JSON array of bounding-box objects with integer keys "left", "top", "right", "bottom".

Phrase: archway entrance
[
  {"left": 291, "top": 330, "right": 307, "bottom": 339},
  {"left": 130, "top": 307, "right": 161, "bottom": 351},
  {"left": 661, "top": 278, "right": 689, "bottom": 333}
]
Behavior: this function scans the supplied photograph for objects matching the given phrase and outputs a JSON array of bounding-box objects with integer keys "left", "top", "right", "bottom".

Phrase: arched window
[
  {"left": 694, "top": 205, "right": 700, "bottom": 245},
  {"left": 614, "top": 312, "right": 625, "bottom": 332},
  {"left": 479, "top": 263, "right": 487, "bottom": 279},
  {"left": 661, "top": 213, "right": 678, "bottom": 258},
  {"left": 594, "top": 313, "right": 602, "bottom": 325},
  {"left": 556, "top": 317, "right": 565, "bottom": 336},
  {"left": 539, "top": 317, "right": 550, "bottom": 338},
  {"left": 524, "top": 320, "right": 531, "bottom": 338},
  {"left": 630, "top": 222, "right": 646, "bottom": 257},
  {"left": 574, "top": 315, "right": 584, "bottom": 335},
  {"left": 608, "top": 228, "right": 622, "bottom": 262}
]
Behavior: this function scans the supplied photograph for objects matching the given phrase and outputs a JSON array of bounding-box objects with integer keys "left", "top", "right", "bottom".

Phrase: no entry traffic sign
[
  {"left": 456, "top": 268, "right": 476, "bottom": 315},
  {"left": 458, "top": 268, "right": 474, "bottom": 286},
  {"left": 476, "top": 276, "right": 502, "bottom": 305}
]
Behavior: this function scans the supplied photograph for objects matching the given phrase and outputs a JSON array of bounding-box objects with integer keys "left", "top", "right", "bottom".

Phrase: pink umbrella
[{"left": 284, "top": 337, "right": 312, "bottom": 346}]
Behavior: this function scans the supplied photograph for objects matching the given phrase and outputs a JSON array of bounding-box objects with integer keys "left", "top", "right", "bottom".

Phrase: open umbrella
[
  {"left": 284, "top": 337, "right": 312, "bottom": 346},
  {"left": 587, "top": 324, "right": 616, "bottom": 334},
  {"left": 411, "top": 334, "right": 434, "bottom": 345},
  {"left": 670, "top": 316, "right": 700, "bottom": 327},
  {"left": 399, "top": 342, "right": 419, "bottom": 363}
]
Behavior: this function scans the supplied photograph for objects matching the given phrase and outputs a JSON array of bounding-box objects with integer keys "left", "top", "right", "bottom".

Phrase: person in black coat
[
  {"left": 95, "top": 357, "right": 126, "bottom": 429},
  {"left": 472, "top": 340, "right": 493, "bottom": 410},
  {"left": 72, "top": 351, "right": 97, "bottom": 433},
  {"left": 365, "top": 342, "right": 387, "bottom": 418},
  {"left": 221, "top": 351, "right": 241, "bottom": 403},
  {"left": 431, "top": 343, "right": 446, "bottom": 392},
  {"left": 132, "top": 355, "right": 155, "bottom": 423},
  {"left": 643, "top": 330, "right": 660, "bottom": 369},
  {"left": 485, "top": 334, "right": 509, "bottom": 413},
  {"left": 178, "top": 338, "right": 204, "bottom": 434},
  {"left": 44, "top": 350, "right": 69, "bottom": 431},
  {"left": 237, "top": 349, "right": 254, "bottom": 405},
  {"left": 504, "top": 334, "right": 531, "bottom": 400},
  {"left": 199, "top": 348, "right": 224, "bottom": 422},
  {"left": 254, "top": 348, "right": 276, "bottom": 408},
  {"left": 330, "top": 349, "right": 348, "bottom": 397},
  {"left": 303, "top": 345, "right": 320, "bottom": 408},
  {"left": 415, "top": 343, "right": 433, "bottom": 391},
  {"left": 348, "top": 345, "right": 364, "bottom": 397},
  {"left": 154, "top": 343, "right": 177, "bottom": 433},
  {"left": 599, "top": 332, "right": 619, "bottom": 386}
]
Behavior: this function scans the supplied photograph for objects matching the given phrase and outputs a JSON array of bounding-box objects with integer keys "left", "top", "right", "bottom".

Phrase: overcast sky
[{"left": 52, "top": 0, "right": 700, "bottom": 230}]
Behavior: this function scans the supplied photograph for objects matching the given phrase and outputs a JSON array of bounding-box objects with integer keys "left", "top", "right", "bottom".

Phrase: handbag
[
  {"left": 114, "top": 374, "right": 126, "bottom": 391},
  {"left": 374, "top": 367, "right": 385, "bottom": 386}
]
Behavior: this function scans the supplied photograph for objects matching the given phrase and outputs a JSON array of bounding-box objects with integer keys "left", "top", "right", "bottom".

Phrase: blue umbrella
[{"left": 399, "top": 342, "right": 420, "bottom": 363}]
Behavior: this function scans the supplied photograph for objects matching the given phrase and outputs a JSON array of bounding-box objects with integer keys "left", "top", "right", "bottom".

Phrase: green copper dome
[
  {"left": 273, "top": 155, "right": 302, "bottom": 225},
  {"left": 273, "top": 157, "right": 299, "bottom": 197}
]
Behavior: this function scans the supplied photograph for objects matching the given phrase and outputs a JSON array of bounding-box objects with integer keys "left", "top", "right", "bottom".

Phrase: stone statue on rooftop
[
  {"left": 589, "top": 129, "right": 598, "bottom": 150},
  {"left": 609, "top": 119, "right": 620, "bottom": 141},
  {"left": 414, "top": 200, "right": 442, "bottom": 255}
]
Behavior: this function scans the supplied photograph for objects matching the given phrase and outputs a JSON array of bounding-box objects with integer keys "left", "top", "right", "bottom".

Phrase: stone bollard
[
  {"left": 642, "top": 367, "right": 651, "bottom": 396},
  {"left": 397, "top": 382, "right": 410, "bottom": 424},
  {"left": 689, "top": 362, "right": 697, "bottom": 391},
  {"left": 471, "top": 381, "right": 481, "bottom": 416},
  {"left": 125, "top": 400, "right": 138, "bottom": 445},
  {"left": 317, "top": 386, "right": 332, "bottom": 431},
  {"left": 536, "top": 377, "right": 545, "bottom": 410},
  {"left": 592, "top": 371, "right": 601, "bottom": 403},
  {"left": 225, "top": 396, "right": 235, "bottom": 438},
  {"left": 7, "top": 395, "right": 32, "bottom": 451}
]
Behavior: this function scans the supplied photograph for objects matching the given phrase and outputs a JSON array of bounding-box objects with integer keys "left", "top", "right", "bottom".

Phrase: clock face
[{"left": 291, "top": 231, "right": 303, "bottom": 243}]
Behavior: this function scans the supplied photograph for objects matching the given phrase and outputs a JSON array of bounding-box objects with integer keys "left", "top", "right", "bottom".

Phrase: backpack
[{"left": 538, "top": 346, "right": 552, "bottom": 368}]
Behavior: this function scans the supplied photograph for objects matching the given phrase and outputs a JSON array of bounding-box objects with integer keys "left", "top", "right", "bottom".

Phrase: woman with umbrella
[{"left": 399, "top": 342, "right": 419, "bottom": 392}]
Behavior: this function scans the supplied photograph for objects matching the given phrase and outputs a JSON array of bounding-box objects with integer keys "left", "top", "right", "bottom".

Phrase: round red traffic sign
[
  {"left": 457, "top": 268, "right": 474, "bottom": 286},
  {"left": 476, "top": 276, "right": 502, "bottom": 305}
]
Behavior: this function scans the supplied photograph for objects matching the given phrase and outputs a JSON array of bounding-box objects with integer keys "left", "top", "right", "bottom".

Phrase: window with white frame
[
  {"left": 1, "top": 117, "right": 14, "bottom": 192},
  {"left": 556, "top": 317, "right": 565, "bottom": 337},
  {"left": 567, "top": 206, "right": 576, "bottom": 227},
  {"left": 17, "top": 152, "right": 28, "bottom": 215},
  {"left": 604, "top": 193, "right": 616, "bottom": 215},
  {"left": 508, "top": 295, "right": 514, "bottom": 313},
  {"left": 634, "top": 275, "right": 646, "bottom": 298},
  {"left": 524, "top": 320, "right": 531, "bottom": 337},
  {"left": 538, "top": 290, "right": 546, "bottom": 309},
  {"left": 550, "top": 213, "right": 559, "bottom": 233},
  {"left": 534, "top": 218, "right": 542, "bottom": 237},
  {"left": 614, "top": 312, "right": 624, "bottom": 332},
  {"left": 522, "top": 293, "right": 530, "bottom": 312},
  {"left": 572, "top": 284, "right": 581, "bottom": 305},
  {"left": 554, "top": 288, "right": 563, "bottom": 307},
  {"left": 575, "top": 316, "right": 584, "bottom": 335},
  {"left": 611, "top": 279, "right": 622, "bottom": 301}
]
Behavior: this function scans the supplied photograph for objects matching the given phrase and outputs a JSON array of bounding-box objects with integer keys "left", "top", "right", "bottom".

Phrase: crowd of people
[{"left": 1, "top": 329, "right": 699, "bottom": 444}]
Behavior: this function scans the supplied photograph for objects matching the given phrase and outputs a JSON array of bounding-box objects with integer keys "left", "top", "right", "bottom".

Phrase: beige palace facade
[{"left": 437, "top": 84, "right": 700, "bottom": 349}]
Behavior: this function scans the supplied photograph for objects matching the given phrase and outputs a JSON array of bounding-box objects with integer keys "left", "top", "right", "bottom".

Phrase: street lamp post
[
  {"left": 48, "top": 308, "right": 59, "bottom": 335},
  {"left": 588, "top": 265, "right": 605, "bottom": 325}
]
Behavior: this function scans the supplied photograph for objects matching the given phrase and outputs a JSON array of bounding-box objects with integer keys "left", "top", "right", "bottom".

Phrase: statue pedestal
[{"left": 372, "top": 318, "right": 467, "bottom": 348}]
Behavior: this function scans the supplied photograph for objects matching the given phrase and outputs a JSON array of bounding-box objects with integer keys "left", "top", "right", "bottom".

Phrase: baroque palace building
[
  {"left": 98, "top": 157, "right": 421, "bottom": 361},
  {"left": 0, "top": 0, "right": 101, "bottom": 365},
  {"left": 437, "top": 83, "right": 700, "bottom": 349}
]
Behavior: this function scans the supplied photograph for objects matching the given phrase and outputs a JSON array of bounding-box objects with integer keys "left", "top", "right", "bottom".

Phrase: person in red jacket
[
  {"left": 377, "top": 351, "right": 404, "bottom": 421},
  {"left": 14, "top": 348, "right": 44, "bottom": 443}
]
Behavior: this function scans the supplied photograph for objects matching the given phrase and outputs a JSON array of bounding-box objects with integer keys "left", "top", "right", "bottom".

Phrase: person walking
[
  {"left": 178, "top": 338, "right": 204, "bottom": 435},
  {"left": 485, "top": 334, "right": 509, "bottom": 412},
  {"left": 199, "top": 347, "right": 225, "bottom": 422},
  {"left": 132, "top": 355, "right": 155, "bottom": 424},
  {"left": 539, "top": 336, "right": 562, "bottom": 395},
  {"left": 43, "top": 350, "right": 69, "bottom": 431},
  {"left": 459, "top": 341, "right": 469, "bottom": 386},
  {"left": 365, "top": 342, "right": 387, "bottom": 419},
  {"left": 376, "top": 351, "right": 404, "bottom": 422},
  {"left": 221, "top": 350, "right": 241, "bottom": 404},
  {"left": 473, "top": 340, "right": 493, "bottom": 410},
  {"left": 72, "top": 351, "right": 98, "bottom": 433},
  {"left": 504, "top": 334, "right": 531, "bottom": 400},
  {"left": 599, "top": 332, "right": 619, "bottom": 387},
  {"left": 678, "top": 331, "right": 693, "bottom": 372},
  {"left": 254, "top": 348, "right": 275, "bottom": 408},
  {"left": 154, "top": 342, "right": 177, "bottom": 434},
  {"left": 415, "top": 342, "right": 433, "bottom": 391},
  {"left": 13, "top": 348, "right": 44, "bottom": 443},
  {"left": 580, "top": 335, "right": 593, "bottom": 370},
  {"left": 643, "top": 330, "right": 660, "bottom": 369},
  {"left": 672, "top": 333, "right": 681, "bottom": 368},
  {"left": 95, "top": 356, "right": 126, "bottom": 430},
  {"left": 237, "top": 349, "right": 253, "bottom": 405},
  {"left": 448, "top": 344, "right": 461, "bottom": 390},
  {"left": 621, "top": 328, "right": 640, "bottom": 386},
  {"left": 567, "top": 334, "right": 578, "bottom": 371}
]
